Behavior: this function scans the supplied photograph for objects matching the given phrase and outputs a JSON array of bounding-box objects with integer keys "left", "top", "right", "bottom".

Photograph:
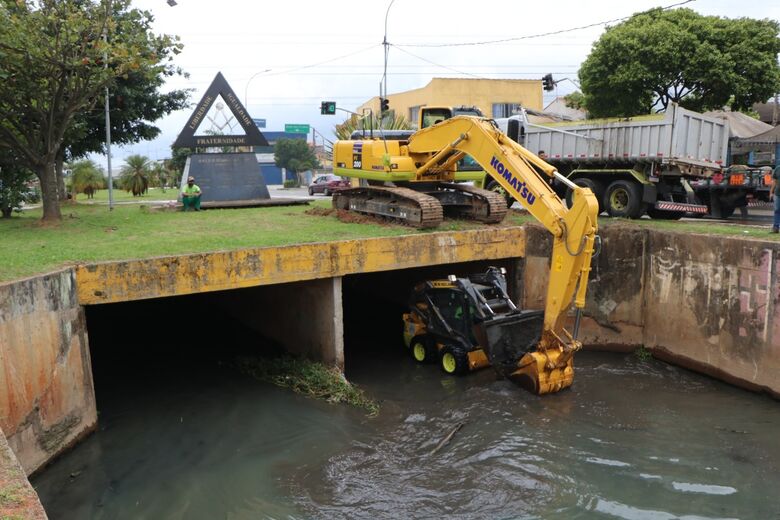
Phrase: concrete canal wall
[
  {"left": 1, "top": 225, "right": 778, "bottom": 480},
  {"left": 0, "top": 271, "right": 96, "bottom": 477},
  {"left": 522, "top": 224, "right": 780, "bottom": 398}
]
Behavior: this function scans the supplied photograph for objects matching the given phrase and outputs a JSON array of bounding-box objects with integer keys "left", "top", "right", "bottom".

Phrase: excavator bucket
[{"left": 480, "top": 310, "right": 574, "bottom": 395}]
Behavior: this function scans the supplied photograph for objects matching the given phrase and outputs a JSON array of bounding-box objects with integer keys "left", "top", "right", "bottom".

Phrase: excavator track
[
  {"left": 332, "top": 186, "right": 444, "bottom": 228},
  {"left": 432, "top": 183, "right": 509, "bottom": 224}
]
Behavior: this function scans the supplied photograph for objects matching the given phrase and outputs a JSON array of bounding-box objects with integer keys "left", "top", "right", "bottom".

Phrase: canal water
[{"left": 33, "top": 309, "right": 780, "bottom": 519}]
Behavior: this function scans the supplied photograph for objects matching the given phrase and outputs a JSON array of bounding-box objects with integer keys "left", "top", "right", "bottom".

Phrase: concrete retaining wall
[
  {"left": 521, "top": 224, "right": 780, "bottom": 397},
  {"left": 0, "top": 271, "right": 97, "bottom": 475},
  {"left": 212, "top": 278, "right": 345, "bottom": 368}
]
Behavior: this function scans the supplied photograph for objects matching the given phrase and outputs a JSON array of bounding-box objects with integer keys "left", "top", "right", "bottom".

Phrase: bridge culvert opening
[
  {"left": 31, "top": 265, "right": 780, "bottom": 519},
  {"left": 341, "top": 259, "right": 518, "bottom": 383}
]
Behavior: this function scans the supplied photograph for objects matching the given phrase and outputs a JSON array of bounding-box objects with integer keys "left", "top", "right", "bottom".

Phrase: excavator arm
[{"left": 407, "top": 116, "right": 600, "bottom": 393}]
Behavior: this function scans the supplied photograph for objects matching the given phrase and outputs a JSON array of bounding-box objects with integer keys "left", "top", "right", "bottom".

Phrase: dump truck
[
  {"left": 331, "top": 111, "right": 599, "bottom": 394},
  {"left": 494, "top": 104, "right": 747, "bottom": 219}
]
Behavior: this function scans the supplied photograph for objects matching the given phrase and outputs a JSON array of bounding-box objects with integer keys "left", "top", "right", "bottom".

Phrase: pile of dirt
[{"left": 305, "top": 206, "right": 401, "bottom": 227}]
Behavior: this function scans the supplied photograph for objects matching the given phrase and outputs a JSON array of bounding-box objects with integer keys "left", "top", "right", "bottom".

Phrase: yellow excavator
[{"left": 331, "top": 108, "right": 600, "bottom": 394}]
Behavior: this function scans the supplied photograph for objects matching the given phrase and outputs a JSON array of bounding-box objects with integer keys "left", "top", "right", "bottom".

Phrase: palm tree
[
  {"left": 68, "top": 160, "right": 105, "bottom": 198},
  {"left": 120, "top": 155, "right": 150, "bottom": 196},
  {"left": 334, "top": 113, "right": 413, "bottom": 140}
]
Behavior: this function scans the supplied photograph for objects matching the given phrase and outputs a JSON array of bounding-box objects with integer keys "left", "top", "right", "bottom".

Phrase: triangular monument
[{"left": 173, "top": 72, "right": 268, "bottom": 148}]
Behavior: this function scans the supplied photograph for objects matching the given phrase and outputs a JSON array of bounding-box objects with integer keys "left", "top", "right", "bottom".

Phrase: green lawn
[
  {"left": 1, "top": 200, "right": 776, "bottom": 284},
  {"left": 72, "top": 187, "right": 179, "bottom": 203},
  {"left": 0, "top": 200, "right": 526, "bottom": 283}
]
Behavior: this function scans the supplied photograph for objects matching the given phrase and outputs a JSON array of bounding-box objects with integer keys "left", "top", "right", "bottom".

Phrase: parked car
[{"left": 308, "top": 174, "right": 350, "bottom": 196}]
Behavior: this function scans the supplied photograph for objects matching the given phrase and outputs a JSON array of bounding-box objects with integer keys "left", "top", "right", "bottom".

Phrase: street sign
[
  {"left": 285, "top": 124, "right": 310, "bottom": 134},
  {"left": 253, "top": 118, "right": 266, "bottom": 128}
]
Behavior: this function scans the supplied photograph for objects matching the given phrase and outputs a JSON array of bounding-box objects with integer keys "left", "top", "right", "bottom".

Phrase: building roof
[
  {"left": 752, "top": 102, "right": 778, "bottom": 125},
  {"left": 734, "top": 124, "right": 780, "bottom": 144},
  {"left": 544, "top": 97, "right": 587, "bottom": 121},
  {"left": 702, "top": 110, "right": 772, "bottom": 138}
]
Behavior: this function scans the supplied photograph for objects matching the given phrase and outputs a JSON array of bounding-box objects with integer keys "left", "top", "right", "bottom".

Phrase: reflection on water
[{"left": 33, "top": 336, "right": 780, "bottom": 519}]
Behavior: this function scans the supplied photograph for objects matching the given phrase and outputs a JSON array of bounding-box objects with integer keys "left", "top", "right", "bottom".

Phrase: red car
[{"left": 308, "top": 174, "right": 350, "bottom": 196}]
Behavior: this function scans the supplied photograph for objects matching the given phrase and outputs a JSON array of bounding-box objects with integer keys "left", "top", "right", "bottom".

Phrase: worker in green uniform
[
  {"left": 181, "top": 176, "right": 202, "bottom": 211},
  {"left": 771, "top": 165, "right": 780, "bottom": 233}
]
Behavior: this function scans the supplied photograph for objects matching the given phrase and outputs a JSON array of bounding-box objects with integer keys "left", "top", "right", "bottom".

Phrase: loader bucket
[{"left": 481, "top": 310, "right": 574, "bottom": 395}]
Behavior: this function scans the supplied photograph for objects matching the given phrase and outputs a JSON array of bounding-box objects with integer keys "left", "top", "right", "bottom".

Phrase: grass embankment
[
  {"left": 0, "top": 200, "right": 527, "bottom": 283},
  {"left": 234, "top": 355, "right": 379, "bottom": 416},
  {"left": 619, "top": 216, "right": 780, "bottom": 240},
  {"left": 2, "top": 197, "right": 776, "bottom": 283}
]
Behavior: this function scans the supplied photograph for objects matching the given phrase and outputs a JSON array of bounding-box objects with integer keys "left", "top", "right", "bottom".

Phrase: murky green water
[{"left": 34, "top": 328, "right": 780, "bottom": 519}]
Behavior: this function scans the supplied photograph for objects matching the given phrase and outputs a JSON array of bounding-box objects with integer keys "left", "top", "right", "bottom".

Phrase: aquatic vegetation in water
[
  {"left": 634, "top": 346, "right": 652, "bottom": 360},
  {"left": 234, "top": 355, "right": 379, "bottom": 416}
]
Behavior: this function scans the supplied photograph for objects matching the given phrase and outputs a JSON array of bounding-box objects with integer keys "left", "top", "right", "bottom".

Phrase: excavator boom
[
  {"left": 333, "top": 115, "right": 599, "bottom": 394},
  {"left": 407, "top": 116, "right": 599, "bottom": 393}
]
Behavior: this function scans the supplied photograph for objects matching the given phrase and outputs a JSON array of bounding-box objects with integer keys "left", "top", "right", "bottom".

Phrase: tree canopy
[
  {"left": 0, "top": 0, "right": 186, "bottom": 221},
  {"left": 579, "top": 8, "right": 780, "bottom": 117},
  {"left": 0, "top": 147, "right": 35, "bottom": 218},
  {"left": 274, "top": 139, "right": 320, "bottom": 182},
  {"left": 68, "top": 159, "right": 105, "bottom": 195}
]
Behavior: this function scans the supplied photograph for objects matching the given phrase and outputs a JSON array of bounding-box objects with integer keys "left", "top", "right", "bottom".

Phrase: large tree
[
  {"left": 579, "top": 8, "right": 780, "bottom": 117},
  {"left": 0, "top": 0, "right": 184, "bottom": 222},
  {"left": 274, "top": 139, "right": 320, "bottom": 186}
]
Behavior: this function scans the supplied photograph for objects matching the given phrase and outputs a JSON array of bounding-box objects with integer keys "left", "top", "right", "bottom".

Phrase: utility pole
[
  {"left": 104, "top": 1, "right": 113, "bottom": 211},
  {"left": 381, "top": 0, "right": 395, "bottom": 109}
]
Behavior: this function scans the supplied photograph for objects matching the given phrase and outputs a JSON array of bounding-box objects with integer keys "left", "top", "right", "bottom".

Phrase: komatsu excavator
[{"left": 331, "top": 109, "right": 600, "bottom": 394}]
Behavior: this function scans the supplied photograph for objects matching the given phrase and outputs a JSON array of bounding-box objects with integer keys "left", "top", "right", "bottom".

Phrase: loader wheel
[
  {"left": 440, "top": 346, "right": 468, "bottom": 375},
  {"left": 604, "top": 180, "right": 645, "bottom": 219},
  {"left": 565, "top": 177, "right": 604, "bottom": 215},
  {"left": 410, "top": 335, "right": 436, "bottom": 364}
]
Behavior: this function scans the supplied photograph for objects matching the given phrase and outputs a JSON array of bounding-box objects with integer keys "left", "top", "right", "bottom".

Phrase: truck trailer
[{"left": 495, "top": 104, "right": 749, "bottom": 219}]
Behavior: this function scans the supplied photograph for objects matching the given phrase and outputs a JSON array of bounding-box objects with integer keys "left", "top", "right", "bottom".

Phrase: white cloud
[{"left": 107, "top": 0, "right": 780, "bottom": 165}]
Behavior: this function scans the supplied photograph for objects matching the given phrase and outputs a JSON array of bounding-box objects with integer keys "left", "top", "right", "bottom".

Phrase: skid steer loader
[{"left": 402, "top": 267, "right": 562, "bottom": 393}]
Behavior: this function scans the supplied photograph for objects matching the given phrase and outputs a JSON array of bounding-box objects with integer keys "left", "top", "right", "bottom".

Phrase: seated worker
[{"left": 181, "top": 176, "right": 202, "bottom": 211}]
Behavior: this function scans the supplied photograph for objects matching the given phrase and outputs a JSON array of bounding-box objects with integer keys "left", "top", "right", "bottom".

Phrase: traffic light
[
  {"left": 380, "top": 97, "right": 390, "bottom": 113},
  {"left": 320, "top": 101, "right": 336, "bottom": 115},
  {"left": 542, "top": 73, "right": 555, "bottom": 92}
]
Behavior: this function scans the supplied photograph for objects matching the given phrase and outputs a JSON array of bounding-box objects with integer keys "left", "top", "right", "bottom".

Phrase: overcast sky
[{"left": 113, "top": 0, "right": 779, "bottom": 165}]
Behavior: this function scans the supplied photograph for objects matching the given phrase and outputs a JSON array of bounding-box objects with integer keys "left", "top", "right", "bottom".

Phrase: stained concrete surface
[
  {"left": 0, "top": 271, "right": 97, "bottom": 476},
  {"left": 522, "top": 223, "right": 780, "bottom": 397}
]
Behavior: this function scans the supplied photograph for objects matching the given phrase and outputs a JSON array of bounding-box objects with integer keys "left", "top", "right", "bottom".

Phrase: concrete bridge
[{"left": 2, "top": 224, "right": 779, "bottom": 490}]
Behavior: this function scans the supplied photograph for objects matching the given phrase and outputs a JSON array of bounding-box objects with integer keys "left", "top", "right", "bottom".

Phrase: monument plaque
[{"left": 173, "top": 72, "right": 268, "bottom": 149}]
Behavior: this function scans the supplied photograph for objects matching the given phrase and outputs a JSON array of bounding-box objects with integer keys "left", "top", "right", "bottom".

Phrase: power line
[
  {"left": 391, "top": 46, "right": 484, "bottom": 79},
  {"left": 255, "top": 44, "right": 381, "bottom": 78},
  {"left": 393, "top": 0, "right": 696, "bottom": 48}
]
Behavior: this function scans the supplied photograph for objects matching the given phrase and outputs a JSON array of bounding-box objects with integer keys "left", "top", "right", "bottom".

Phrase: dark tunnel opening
[{"left": 341, "top": 259, "right": 518, "bottom": 379}]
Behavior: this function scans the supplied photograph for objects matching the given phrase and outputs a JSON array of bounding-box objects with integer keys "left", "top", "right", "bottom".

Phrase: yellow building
[{"left": 357, "top": 78, "right": 543, "bottom": 125}]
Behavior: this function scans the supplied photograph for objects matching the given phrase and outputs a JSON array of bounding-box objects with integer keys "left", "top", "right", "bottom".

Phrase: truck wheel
[
  {"left": 566, "top": 178, "right": 604, "bottom": 214},
  {"left": 440, "top": 346, "right": 469, "bottom": 375},
  {"left": 410, "top": 335, "right": 436, "bottom": 364},
  {"left": 646, "top": 207, "right": 684, "bottom": 220},
  {"left": 604, "top": 180, "right": 645, "bottom": 219},
  {"left": 709, "top": 203, "right": 735, "bottom": 219},
  {"left": 485, "top": 180, "right": 513, "bottom": 208}
]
